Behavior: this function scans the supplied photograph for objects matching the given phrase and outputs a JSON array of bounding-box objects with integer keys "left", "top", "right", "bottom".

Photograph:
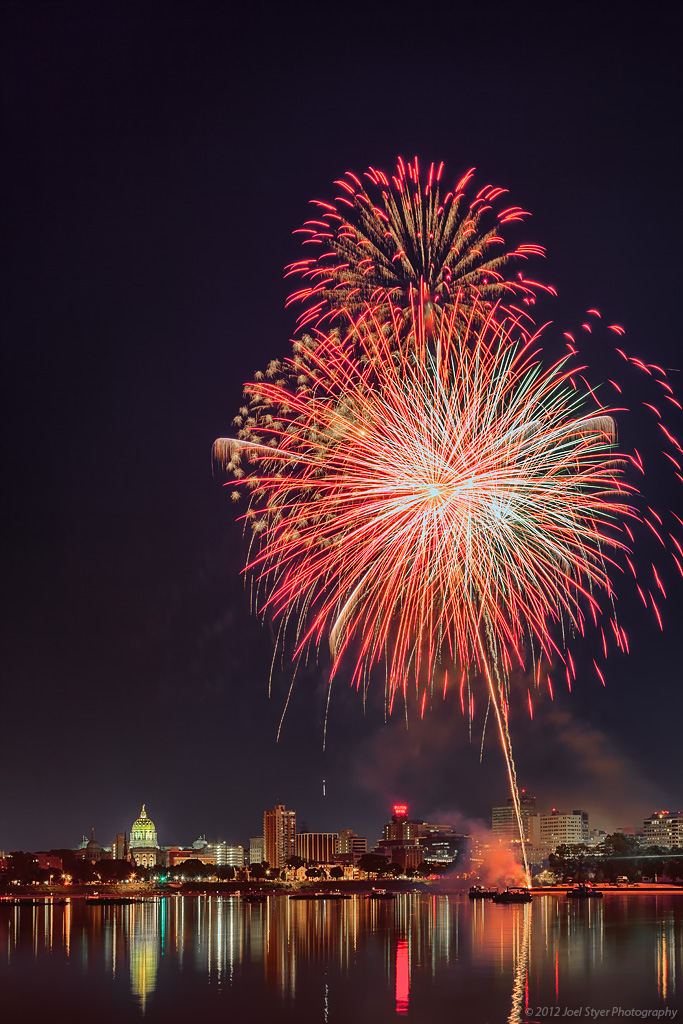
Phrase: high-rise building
[
  {"left": 491, "top": 791, "right": 536, "bottom": 841},
  {"left": 382, "top": 805, "right": 416, "bottom": 843},
  {"left": 295, "top": 833, "right": 339, "bottom": 864},
  {"left": 264, "top": 805, "right": 296, "bottom": 869},
  {"left": 376, "top": 805, "right": 421, "bottom": 871},
  {"left": 643, "top": 811, "right": 683, "bottom": 848},
  {"left": 249, "top": 837, "right": 265, "bottom": 864}
]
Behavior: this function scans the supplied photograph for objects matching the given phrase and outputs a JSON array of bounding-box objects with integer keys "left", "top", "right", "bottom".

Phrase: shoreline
[{"left": 1, "top": 880, "right": 681, "bottom": 899}]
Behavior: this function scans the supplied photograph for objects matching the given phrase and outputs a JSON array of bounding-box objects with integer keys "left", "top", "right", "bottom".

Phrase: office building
[
  {"left": 295, "top": 832, "right": 339, "bottom": 864},
  {"left": 206, "top": 842, "right": 245, "bottom": 867},
  {"left": 643, "top": 811, "right": 683, "bottom": 849},
  {"left": 528, "top": 809, "right": 590, "bottom": 857},
  {"left": 111, "top": 832, "right": 128, "bottom": 861},
  {"left": 338, "top": 829, "right": 367, "bottom": 860},
  {"left": 491, "top": 791, "right": 536, "bottom": 841},
  {"left": 249, "top": 837, "right": 265, "bottom": 864},
  {"left": 382, "top": 805, "right": 416, "bottom": 843}
]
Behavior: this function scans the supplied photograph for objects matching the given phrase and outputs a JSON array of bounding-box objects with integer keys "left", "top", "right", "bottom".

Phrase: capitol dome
[{"left": 130, "top": 804, "right": 158, "bottom": 849}]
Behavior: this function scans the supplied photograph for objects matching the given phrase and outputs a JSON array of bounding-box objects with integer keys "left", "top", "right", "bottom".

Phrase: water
[{"left": 1, "top": 893, "right": 680, "bottom": 1022}]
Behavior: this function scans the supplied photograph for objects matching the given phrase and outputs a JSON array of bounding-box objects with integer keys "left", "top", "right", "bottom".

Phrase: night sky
[{"left": 2, "top": 2, "right": 682, "bottom": 854}]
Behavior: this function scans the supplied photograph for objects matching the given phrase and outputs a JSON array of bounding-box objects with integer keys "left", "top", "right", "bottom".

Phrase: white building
[
  {"left": 249, "top": 836, "right": 265, "bottom": 864},
  {"left": 528, "top": 809, "right": 589, "bottom": 858},
  {"left": 643, "top": 811, "right": 683, "bottom": 849},
  {"left": 207, "top": 842, "right": 245, "bottom": 867}
]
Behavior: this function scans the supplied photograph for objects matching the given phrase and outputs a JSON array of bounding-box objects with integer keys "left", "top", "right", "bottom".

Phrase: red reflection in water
[{"left": 395, "top": 939, "right": 409, "bottom": 1014}]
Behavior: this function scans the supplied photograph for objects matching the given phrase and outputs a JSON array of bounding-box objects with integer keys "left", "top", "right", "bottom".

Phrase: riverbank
[{"left": 1, "top": 879, "right": 681, "bottom": 899}]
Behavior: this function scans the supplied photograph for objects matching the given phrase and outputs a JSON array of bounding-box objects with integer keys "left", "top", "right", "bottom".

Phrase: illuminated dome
[{"left": 130, "top": 804, "right": 158, "bottom": 849}]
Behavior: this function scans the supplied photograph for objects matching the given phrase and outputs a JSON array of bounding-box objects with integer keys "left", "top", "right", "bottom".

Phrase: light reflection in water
[
  {"left": 508, "top": 905, "right": 531, "bottom": 1024},
  {"left": 657, "top": 909, "right": 677, "bottom": 1001},
  {"left": 130, "top": 902, "right": 160, "bottom": 1014},
  {"left": 0, "top": 892, "right": 681, "bottom": 1020},
  {"left": 395, "top": 938, "right": 409, "bottom": 1014}
]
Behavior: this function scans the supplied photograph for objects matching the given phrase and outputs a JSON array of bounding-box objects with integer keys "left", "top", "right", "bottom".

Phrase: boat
[
  {"left": 289, "top": 891, "right": 322, "bottom": 900},
  {"left": 242, "top": 893, "right": 267, "bottom": 904},
  {"left": 491, "top": 887, "right": 533, "bottom": 904},
  {"left": 567, "top": 883, "right": 603, "bottom": 899},
  {"left": 85, "top": 894, "right": 141, "bottom": 906},
  {"left": 468, "top": 885, "right": 498, "bottom": 899},
  {"left": 368, "top": 888, "right": 395, "bottom": 900}
]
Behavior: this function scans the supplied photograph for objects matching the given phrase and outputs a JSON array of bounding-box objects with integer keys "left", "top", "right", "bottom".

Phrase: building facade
[
  {"left": 492, "top": 791, "right": 537, "bottom": 841},
  {"left": 74, "top": 828, "right": 111, "bottom": 863},
  {"left": 129, "top": 805, "right": 162, "bottom": 868},
  {"left": 529, "top": 809, "right": 590, "bottom": 857},
  {"left": 264, "top": 805, "right": 296, "bottom": 869},
  {"left": 382, "top": 805, "right": 416, "bottom": 844},
  {"left": 338, "top": 829, "right": 367, "bottom": 860},
  {"left": 295, "top": 833, "right": 339, "bottom": 865},
  {"left": 207, "top": 842, "right": 245, "bottom": 867},
  {"left": 249, "top": 837, "right": 265, "bottom": 864},
  {"left": 643, "top": 811, "right": 683, "bottom": 848},
  {"left": 111, "top": 832, "right": 128, "bottom": 860}
]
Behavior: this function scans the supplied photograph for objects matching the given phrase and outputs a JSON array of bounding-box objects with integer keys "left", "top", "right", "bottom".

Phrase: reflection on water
[
  {"left": 130, "top": 903, "right": 160, "bottom": 1012},
  {"left": 1, "top": 893, "right": 681, "bottom": 1022}
]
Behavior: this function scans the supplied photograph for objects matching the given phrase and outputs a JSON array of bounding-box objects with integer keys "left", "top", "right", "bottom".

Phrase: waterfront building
[
  {"left": 207, "top": 842, "right": 245, "bottom": 867},
  {"left": 376, "top": 804, "right": 422, "bottom": 871},
  {"left": 249, "top": 836, "right": 265, "bottom": 864},
  {"left": 643, "top": 810, "right": 683, "bottom": 848},
  {"left": 491, "top": 791, "right": 536, "bottom": 841},
  {"left": 129, "top": 805, "right": 162, "bottom": 868},
  {"left": 418, "top": 832, "right": 463, "bottom": 864},
  {"left": 264, "top": 805, "right": 296, "bottom": 869},
  {"left": 295, "top": 832, "right": 339, "bottom": 865},
  {"left": 528, "top": 809, "right": 590, "bottom": 858},
  {"left": 382, "top": 805, "right": 416, "bottom": 844}
]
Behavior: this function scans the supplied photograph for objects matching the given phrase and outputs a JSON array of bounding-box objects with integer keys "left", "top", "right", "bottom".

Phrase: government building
[{"left": 129, "top": 805, "right": 163, "bottom": 868}]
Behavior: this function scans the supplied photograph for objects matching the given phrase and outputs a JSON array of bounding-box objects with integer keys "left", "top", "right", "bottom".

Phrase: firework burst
[
  {"left": 216, "top": 305, "right": 639, "bottom": 702},
  {"left": 285, "top": 157, "right": 555, "bottom": 334}
]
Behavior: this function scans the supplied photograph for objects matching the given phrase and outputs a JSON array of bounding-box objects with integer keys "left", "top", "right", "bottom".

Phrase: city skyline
[{"left": 4, "top": 795, "right": 682, "bottom": 860}]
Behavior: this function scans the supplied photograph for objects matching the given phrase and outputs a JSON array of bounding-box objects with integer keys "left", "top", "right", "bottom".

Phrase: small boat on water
[
  {"left": 468, "top": 885, "right": 498, "bottom": 899},
  {"left": 567, "top": 884, "right": 603, "bottom": 899},
  {"left": 368, "top": 888, "right": 395, "bottom": 900},
  {"left": 491, "top": 887, "right": 533, "bottom": 904},
  {"left": 242, "top": 893, "right": 267, "bottom": 904},
  {"left": 85, "top": 894, "right": 141, "bottom": 906}
]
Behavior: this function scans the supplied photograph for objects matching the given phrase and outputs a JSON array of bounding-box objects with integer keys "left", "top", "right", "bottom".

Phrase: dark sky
[{"left": 2, "top": 2, "right": 682, "bottom": 853}]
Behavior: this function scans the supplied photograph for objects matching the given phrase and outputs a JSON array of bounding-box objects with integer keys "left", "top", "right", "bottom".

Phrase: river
[{"left": 1, "top": 892, "right": 680, "bottom": 1021}]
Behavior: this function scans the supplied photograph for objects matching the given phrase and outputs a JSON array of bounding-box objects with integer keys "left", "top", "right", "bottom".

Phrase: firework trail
[
  {"left": 215, "top": 300, "right": 682, "bottom": 880},
  {"left": 286, "top": 156, "right": 555, "bottom": 335}
]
